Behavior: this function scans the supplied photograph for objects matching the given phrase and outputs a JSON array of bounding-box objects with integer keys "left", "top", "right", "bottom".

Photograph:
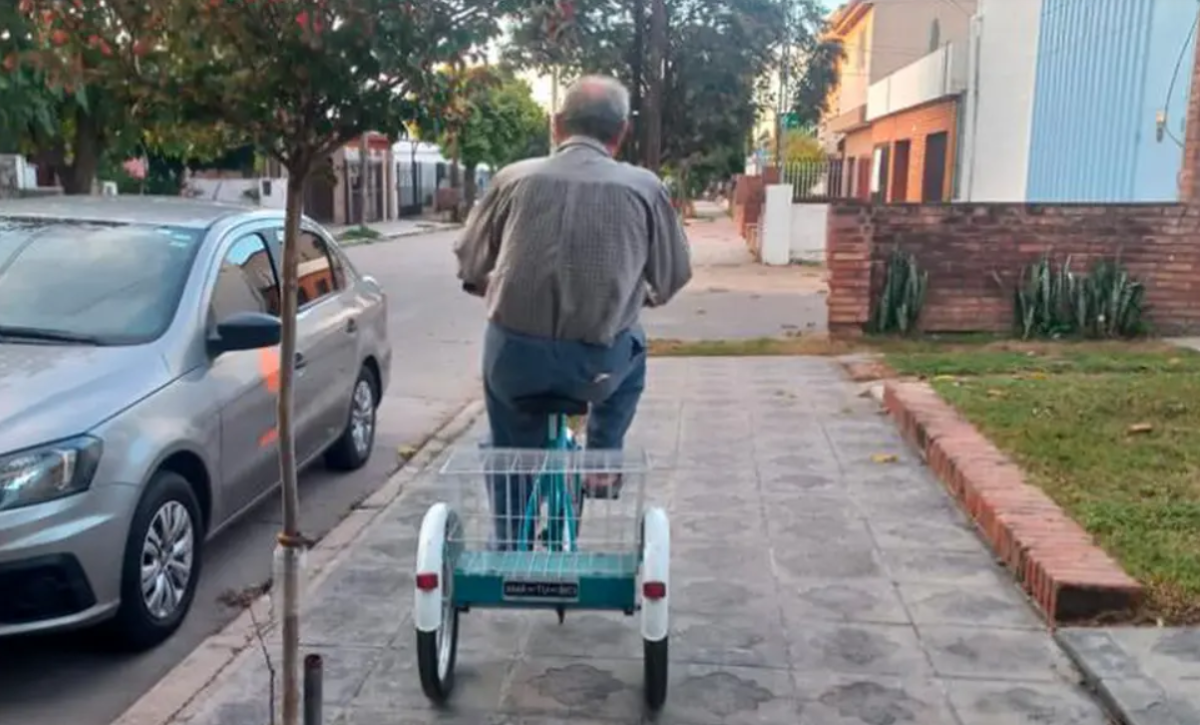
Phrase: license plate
[{"left": 502, "top": 579, "right": 580, "bottom": 602}]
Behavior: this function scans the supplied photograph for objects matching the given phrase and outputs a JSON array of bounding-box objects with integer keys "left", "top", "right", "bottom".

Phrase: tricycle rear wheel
[{"left": 417, "top": 606, "right": 459, "bottom": 704}]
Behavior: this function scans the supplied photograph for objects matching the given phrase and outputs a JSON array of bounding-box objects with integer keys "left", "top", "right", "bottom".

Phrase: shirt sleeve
[
  {"left": 453, "top": 181, "right": 507, "bottom": 287},
  {"left": 644, "top": 184, "right": 693, "bottom": 306}
]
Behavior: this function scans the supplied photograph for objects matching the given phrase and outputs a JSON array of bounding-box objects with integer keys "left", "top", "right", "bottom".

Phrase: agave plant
[
  {"left": 1014, "top": 252, "right": 1146, "bottom": 340},
  {"left": 870, "top": 246, "right": 928, "bottom": 335}
]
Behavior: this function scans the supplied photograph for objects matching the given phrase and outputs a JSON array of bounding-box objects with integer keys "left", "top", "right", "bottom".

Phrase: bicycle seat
[{"left": 515, "top": 394, "right": 588, "bottom": 416}]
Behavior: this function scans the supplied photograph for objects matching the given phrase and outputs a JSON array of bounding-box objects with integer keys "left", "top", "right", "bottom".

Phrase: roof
[
  {"left": 0, "top": 195, "right": 280, "bottom": 229},
  {"left": 827, "top": 0, "right": 873, "bottom": 38}
]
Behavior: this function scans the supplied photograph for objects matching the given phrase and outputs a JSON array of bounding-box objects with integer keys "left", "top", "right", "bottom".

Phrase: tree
[
  {"left": 781, "top": 128, "right": 823, "bottom": 163},
  {"left": 790, "top": 38, "right": 843, "bottom": 129},
  {"left": 27, "top": 1, "right": 512, "bottom": 722},
  {"left": 502, "top": 0, "right": 826, "bottom": 174},
  {"left": 414, "top": 66, "right": 548, "bottom": 207},
  {"left": 3, "top": 2, "right": 228, "bottom": 192}
]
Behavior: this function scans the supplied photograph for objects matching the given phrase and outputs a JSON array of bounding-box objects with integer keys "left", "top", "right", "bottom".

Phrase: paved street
[
  {"left": 170, "top": 357, "right": 1109, "bottom": 725},
  {"left": 0, "top": 229, "right": 484, "bottom": 725}
]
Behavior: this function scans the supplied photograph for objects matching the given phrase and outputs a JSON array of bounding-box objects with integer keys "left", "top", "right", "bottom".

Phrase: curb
[
  {"left": 109, "top": 399, "right": 485, "bottom": 725},
  {"left": 882, "top": 380, "right": 1142, "bottom": 624},
  {"left": 338, "top": 223, "right": 462, "bottom": 247}
]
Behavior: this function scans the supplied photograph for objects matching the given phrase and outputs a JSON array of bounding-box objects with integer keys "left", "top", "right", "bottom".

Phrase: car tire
[
  {"left": 325, "top": 365, "right": 378, "bottom": 471},
  {"left": 106, "top": 470, "right": 203, "bottom": 652}
]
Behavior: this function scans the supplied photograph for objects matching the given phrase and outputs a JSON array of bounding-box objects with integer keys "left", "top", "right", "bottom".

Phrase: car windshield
[{"left": 0, "top": 218, "right": 203, "bottom": 345}]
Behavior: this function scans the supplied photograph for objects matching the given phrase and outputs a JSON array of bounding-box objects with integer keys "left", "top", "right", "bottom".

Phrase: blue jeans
[{"left": 482, "top": 322, "right": 647, "bottom": 549}]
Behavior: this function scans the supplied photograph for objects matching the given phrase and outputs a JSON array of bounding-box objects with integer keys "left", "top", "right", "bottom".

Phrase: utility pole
[{"left": 644, "top": 0, "right": 665, "bottom": 173}]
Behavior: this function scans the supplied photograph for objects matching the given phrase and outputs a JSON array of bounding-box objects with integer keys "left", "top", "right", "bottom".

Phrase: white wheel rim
[
  {"left": 350, "top": 378, "right": 375, "bottom": 456},
  {"left": 140, "top": 501, "right": 195, "bottom": 620},
  {"left": 437, "top": 554, "right": 455, "bottom": 679}
]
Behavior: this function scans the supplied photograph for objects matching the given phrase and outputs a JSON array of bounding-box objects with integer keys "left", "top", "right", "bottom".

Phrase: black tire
[
  {"left": 325, "top": 365, "right": 378, "bottom": 471},
  {"left": 416, "top": 608, "right": 459, "bottom": 704},
  {"left": 105, "top": 470, "right": 203, "bottom": 652},
  {"left": 644, "top": 637, "right": 669, "bottom": 713}
]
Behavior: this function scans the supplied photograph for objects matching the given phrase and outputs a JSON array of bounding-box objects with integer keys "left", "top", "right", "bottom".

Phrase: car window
[
  {"left": 266, "top": 228, "right": 343, "bottom": 307},
  {"left": 0, "top": 219, "right": 203, "bottom": 345},
  {"left": 210, "top": 233, "right": 280, "bottom": 322}
]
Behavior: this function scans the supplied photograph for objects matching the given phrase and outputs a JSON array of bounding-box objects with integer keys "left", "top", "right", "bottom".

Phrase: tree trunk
[
  {"left": 630, "top": 0, "right": 645, "bottom": 163},
  {"left": 277, "top": 169, "right": 307, "bottom": 725},
  {"left": 59, "top": 112, "right": 101, "bottom": 195},
  {"left": 644, "top": 0, "right": 666, "bottom": 173},
  {"left": 410, "top": 142, "right": 420, "bottom": 213},
  {"left": 358, "top": 135, "right": 370, "bottom": 225},
  {"left": 464, "top": 163, "right": 478, "bottom": 209}
]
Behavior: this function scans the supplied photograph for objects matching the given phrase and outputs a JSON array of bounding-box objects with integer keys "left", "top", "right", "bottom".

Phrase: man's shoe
[{"left": 583, "top": 473, "right": 623, "bottom": 500}]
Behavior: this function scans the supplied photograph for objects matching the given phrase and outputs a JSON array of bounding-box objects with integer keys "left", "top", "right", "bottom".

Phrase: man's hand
[{"left": 462, "top": 279, "right": 488, "bottom": 297}]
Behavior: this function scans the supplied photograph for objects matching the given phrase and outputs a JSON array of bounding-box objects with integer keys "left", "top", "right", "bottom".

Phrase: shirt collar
[{"left": 555, "top": 136, "right": 613, "bottom": 157}]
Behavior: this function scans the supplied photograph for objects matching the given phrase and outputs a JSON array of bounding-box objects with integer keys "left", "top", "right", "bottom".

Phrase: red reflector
[
  {"left": 643, "top": 581, "right": 666, "bottom": 600},
  {"left": 415, "top": 572, "right": 439, "bottom": 591}
]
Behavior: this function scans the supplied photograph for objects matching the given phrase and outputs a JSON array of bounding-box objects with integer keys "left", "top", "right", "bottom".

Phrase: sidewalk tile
[{"left": 792, "top": 675, "right": 959, "bottom": 725}]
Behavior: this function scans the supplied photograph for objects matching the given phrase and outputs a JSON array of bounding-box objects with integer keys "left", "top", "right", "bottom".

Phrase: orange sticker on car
[
  {"left": 259, "top": 347, "right": 281, "bottom": 393},
  {"left": 259, "top": 427, "right": 279, "bottom": 448}
]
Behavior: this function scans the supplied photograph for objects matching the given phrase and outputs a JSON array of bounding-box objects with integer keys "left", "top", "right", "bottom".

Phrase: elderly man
[{"left": 455, "top": 75, "right": 691, "bottom": 543}]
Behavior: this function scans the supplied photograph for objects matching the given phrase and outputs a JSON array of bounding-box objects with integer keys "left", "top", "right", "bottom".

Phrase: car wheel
[
  {"left": 106, "top": 470, "right": 203, "bottom": 651},
  {"left": 325, "top": 365, "right": 378, "bottom": 471}
]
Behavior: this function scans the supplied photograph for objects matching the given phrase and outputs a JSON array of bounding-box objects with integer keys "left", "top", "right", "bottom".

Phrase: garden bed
[{"left": 886, "top": 341, "right": 1200, "bottom": 624}]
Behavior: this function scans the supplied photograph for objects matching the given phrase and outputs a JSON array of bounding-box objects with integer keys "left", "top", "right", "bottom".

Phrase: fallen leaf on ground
[
  {"left": 870, "top": 453, "right": 899, "bottom": 464},
  {"left": 932, "top": 375, "right": 956, "bottom": 382},
  {"left": 397, "top": 444, "right": 418, "bottom": 461},
  {"left": 1127, "top": 423, "right": 1154, "bottom": 435},
  {"left": 986, "top": 389, "right": 1005, "bottom": 398}
]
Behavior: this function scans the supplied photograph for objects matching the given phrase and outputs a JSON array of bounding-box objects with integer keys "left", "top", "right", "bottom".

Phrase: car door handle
[{"left": 345, "top": 317, "right": 358, "bottom": 335}]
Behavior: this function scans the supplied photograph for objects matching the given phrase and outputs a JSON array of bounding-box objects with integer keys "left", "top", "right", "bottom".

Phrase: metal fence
[{"left": 780, "top": 158, "right": 851, "bottom": 202}]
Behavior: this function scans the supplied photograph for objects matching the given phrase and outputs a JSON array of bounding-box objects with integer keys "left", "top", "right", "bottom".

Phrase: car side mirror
[{"left": 209, "top": 312, "right": 282, "bottom": 355}]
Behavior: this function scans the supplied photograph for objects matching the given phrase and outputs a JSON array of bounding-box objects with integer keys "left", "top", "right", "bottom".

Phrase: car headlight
[{"left": 0, "top": 436, "right": 103, "bottom": 511}]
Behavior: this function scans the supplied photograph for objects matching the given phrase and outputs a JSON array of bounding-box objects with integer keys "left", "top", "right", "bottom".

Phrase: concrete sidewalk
[
  {"left": 641, "top": 216, "right": 828, "bottom": 340},
  {"left": 136, "top": 358, "right": 1109, "bottom": 725}
]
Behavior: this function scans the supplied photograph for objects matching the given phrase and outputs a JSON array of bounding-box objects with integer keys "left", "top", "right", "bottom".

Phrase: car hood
[{"left": 0, "top": 343, "right": 173, "bottom": 454}]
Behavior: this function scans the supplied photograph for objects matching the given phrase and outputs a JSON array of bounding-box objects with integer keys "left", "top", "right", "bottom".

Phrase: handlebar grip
[{"left": 462, "top": 282, "right": 481, "bottom": 294}]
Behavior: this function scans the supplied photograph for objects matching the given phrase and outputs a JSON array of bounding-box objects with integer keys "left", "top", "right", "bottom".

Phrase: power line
[{"left": 1161, "top": 6, "right": 1199, "bottom": 148}]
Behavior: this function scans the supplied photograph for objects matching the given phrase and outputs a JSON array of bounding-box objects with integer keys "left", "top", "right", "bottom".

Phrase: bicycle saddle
[{"left": 515, "top": 394, "right": 588, "bottom": 416}]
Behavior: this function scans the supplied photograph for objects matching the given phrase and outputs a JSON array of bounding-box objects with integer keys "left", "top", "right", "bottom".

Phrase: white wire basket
[{"left": 436, "top": 446, "right": 652, "bottom": 580}]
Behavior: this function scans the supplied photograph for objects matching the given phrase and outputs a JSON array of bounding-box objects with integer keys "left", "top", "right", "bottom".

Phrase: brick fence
[{"left": 826, "top": 201, "right": 1200, "bottom": 337}]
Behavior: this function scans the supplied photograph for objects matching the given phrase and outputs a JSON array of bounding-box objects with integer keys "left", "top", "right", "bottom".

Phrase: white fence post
[{"left": 760, "top": 184, "right": 792, "bottom": 266}]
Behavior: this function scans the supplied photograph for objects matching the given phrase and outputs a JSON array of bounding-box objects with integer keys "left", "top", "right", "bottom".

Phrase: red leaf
[
  {"left": 296, "top": 10, "right": 310, "bottom": 29},
  {"left": 51, "top": 29, "right": 69, "bottom": 47}
]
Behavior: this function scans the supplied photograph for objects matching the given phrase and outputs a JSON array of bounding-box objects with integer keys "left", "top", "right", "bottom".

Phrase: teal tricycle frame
[{"left": 413, "top": 403, "right": 671, "bottom": 713}]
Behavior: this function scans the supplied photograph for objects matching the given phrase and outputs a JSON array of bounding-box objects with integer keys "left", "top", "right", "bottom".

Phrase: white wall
[
  {"left": 959, "top": 0, "right": 1044, "bottom": 201},
  {"left": 185, "top": 177, "right": 289, "bottom": 209},
  {"left": 867, "top": 43, "right": 968, "bottom": 121},
  {"left": 790, "top": 203, "right": 828, "bottom": 263}
]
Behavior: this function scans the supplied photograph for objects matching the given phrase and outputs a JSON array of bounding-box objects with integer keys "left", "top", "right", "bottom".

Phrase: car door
[
  {"left": 266, "top": 226, "right": 359, "bottom": 464},
  {"left": 207, "top": 232, "right": 284, "bottom": 516}
]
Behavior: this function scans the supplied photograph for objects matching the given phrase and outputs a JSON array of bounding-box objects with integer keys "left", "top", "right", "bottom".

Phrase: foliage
[
  {"left": 1010, "top": 253, "right": 1147, "bottom": 340},
  {"left": 781, "top": 129, "right": 823, "bottom": 163},
  {"left": 790, "top": 39, "right": 843, "bottom": 129},
  {"left": 413, "top": 66, "right": 548, "bottom": 171},
  {"left": 870, "top": 247, "right": 928, "bottom": 335},
  {"left": 3, "top": 1, "right": 232, "bottom": 192},
  {"left": 503, "top": 0, "right": 825, "bottom": 176}
]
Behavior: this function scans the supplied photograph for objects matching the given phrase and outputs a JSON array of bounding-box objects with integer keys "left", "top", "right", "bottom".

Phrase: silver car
[{"left": 0, "top": 197, "right": 391, "bottom": 649}]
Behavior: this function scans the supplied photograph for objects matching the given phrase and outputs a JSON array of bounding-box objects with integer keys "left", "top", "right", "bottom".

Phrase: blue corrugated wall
[{"left": 1027, "top": 0, "right": 1197, "bottom": 202}]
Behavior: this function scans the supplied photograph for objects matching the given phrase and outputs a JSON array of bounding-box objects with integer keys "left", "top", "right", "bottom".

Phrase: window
[
  {"left": 211, "top": 233, "right": 280, "bottom": 322},
  {"left": 0, "top": 220, "right": 203, "bottom": 345},
  {"left": 265, "top": 228, "right": 344, "bottom": 307}
]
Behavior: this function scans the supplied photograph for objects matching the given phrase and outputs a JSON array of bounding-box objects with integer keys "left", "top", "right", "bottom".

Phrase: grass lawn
[{"left": 887, "top": 341, "right": 1200, "bottom": 624}]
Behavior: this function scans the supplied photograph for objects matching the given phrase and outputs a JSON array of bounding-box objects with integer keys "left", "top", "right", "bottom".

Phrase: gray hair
[{"left": 558, "top": 75, "right": 631, "bottom": 145}]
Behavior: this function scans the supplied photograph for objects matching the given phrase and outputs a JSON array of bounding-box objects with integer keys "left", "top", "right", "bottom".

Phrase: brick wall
[{"left": 826, "top": 202, "right": 1200, "bottom": 337}]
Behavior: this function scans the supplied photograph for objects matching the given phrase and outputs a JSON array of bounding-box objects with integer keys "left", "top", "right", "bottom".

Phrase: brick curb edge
[
  {"left": 109, "top": 399, "right": 485, "bottom": 725},
  {"left": 882, "top": 380, "right": 1142, "bottom": 624}
]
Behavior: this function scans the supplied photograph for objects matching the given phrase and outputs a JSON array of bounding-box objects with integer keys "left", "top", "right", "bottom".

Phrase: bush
[
  {"left": 869, "top": 247, "right": 928, "bottom": 335},
  {"left": 1010, "top": 253, "right": 1146, "bottom": 340}
]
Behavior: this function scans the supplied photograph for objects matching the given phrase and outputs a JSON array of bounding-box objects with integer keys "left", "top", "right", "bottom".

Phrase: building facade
[
  {"left": 959, "top": 0, "right": 1197, "bottom": 203},
  {"left": 819, "top": 0, "right": 978, "bottom": 202}
]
